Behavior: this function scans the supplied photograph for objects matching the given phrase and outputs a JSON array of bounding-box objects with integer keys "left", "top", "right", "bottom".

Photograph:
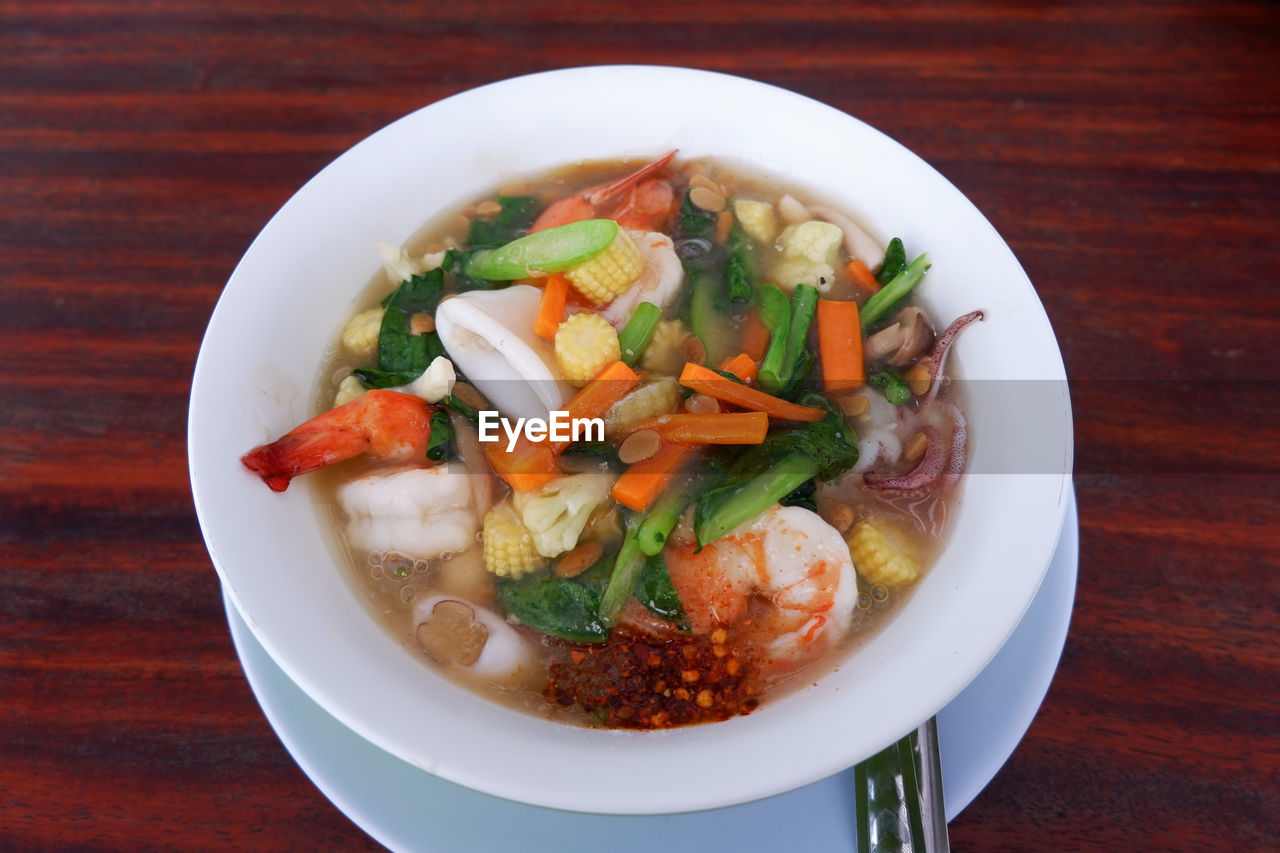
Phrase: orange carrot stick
[
  {"left": 611, "top": 442, "right": 695, "bottom": 511},
  {"left": 484, "top": 438, "right": 559, "bottom": 492},
  {"left": 548, "top": 359, "right": 639, "bottom": 453},
  {"left": 565, "top": 360, "right": 639, "bottom": 421},
  {"left": 846, "top": 259, "right": 880, "bottom": 294},
  {"left": 817, "top": 299, "right": 865, "bottom": 392},
  {"left": 534, "top": 273, "right": 570, "bottom": 340},
  {"left": 618, "top": 412, "right": 769, "bottom": 445},
  {"left": 678, "top": 362, "right": 826, "bottom": 422},
  {"left": 739, "top": 308, "right": 771, "bottom": 362},
  {"left": 717, "top": 352, "right": 758, "bottom": 384}
]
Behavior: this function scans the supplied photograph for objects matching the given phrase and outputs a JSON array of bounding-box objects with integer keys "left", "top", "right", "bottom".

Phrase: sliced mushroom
[
  {"left": 416, "top": 599, "right": 489, "bottom": 667},
  {"left": 413, "top": 595, "right": 533, "bottom": 679},
  {"left": 864, "top": 306, "right": 935, "bottom": 366},
  {"left": 776, "top": 193, "right": 811, "bottom": 226}
]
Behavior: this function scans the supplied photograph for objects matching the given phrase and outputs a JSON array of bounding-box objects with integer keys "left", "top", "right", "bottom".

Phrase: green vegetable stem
[
  {"left": 757, "top": 283, "right": 818, "bottom": 395},
  {"left": 598, "top": 520, "right": 647, "bottom": 624},
  {"left": 618, "top": 301, "right": 662, "bottom": 366},
  {"left": 694, "top": 393, "right": 860, "bottom": 545},
  {"left": 861, "top": 254, "right": 930, "bottom": 330}
]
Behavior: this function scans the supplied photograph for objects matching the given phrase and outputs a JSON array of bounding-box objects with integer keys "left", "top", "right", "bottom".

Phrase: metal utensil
[{"left": 854, "top": 716, "right": 950, "bottom": 852}]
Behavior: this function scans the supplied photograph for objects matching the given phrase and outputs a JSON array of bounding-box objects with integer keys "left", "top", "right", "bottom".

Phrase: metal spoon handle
[{"left": 854, "top": 716, "right": 950, "bottom": 852}]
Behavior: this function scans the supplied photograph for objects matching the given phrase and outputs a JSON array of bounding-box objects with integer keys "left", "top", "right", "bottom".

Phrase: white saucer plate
[{"left": 224, "top": 488, "right": 1077, "bottom": 851}]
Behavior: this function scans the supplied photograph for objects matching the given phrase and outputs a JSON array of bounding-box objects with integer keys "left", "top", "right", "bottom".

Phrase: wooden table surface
[{"left": 3, "top": 1, "right": 1277, "bottom": 850}]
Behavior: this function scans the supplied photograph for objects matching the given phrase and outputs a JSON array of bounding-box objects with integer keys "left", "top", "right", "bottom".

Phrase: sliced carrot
[
  {"left": 546, "top": 359, "right": 639, "bottom": 453},
  {"left": 678, "top": 362, "right": 826, "bottom": 422},
  {"left": 846, "top": 259, "right": 880, "bottom": 294},
  {"left": 485, "top": 438, "right": 558, "bottom": 492},
  {"left": 739, "top": 308, "right": 771, "bottom": 362},
  {"left": 817, "top": 299, "right": 865, "bottom": 392},
  {"left": 618, "top": 412, "right": 769, "bottom": 445},
  {"left": 564, "top": 360, "right": 639, "bottom": 422},
  {"left": 611, "top": 442, "right": 695, "bottom": 511},
  {"left": 534, "top": 273, "right": 570, "bottom": 340},
  {"left": 717, "top": 352, "right": 758, "bottom": 384}
]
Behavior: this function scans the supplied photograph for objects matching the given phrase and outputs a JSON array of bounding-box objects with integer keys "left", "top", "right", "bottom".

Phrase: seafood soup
[{"left": 240, "top": 153, "right": 982, "bottom": 729}]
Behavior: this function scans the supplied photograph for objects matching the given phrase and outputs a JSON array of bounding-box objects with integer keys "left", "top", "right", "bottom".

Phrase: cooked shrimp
[
  {"left": 530, "top": 151, "right": 679, "bottom": 233},
  {"left": 664, "top": 505, "right": 857, "bottom": 670},
  {"left": 337, "top": 462, "right": 490, "bottom": 560},
  {"left": 241, "top": 389, "right": 432, "bottom": 492},
  {"left": 597, "top": 230, "right": 684, "bottom": 327}
]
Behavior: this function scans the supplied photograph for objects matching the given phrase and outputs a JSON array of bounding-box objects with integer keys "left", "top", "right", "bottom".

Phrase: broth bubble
[{"left": 383, "top": 552, "right": 414, "bottom": 580}]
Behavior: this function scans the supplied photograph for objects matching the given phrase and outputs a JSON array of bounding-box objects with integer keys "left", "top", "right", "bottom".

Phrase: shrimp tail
[
  {"left": 242, "top": 425, "right": 372, "bottom": 491},
  {"left": 530, "top": 150, "right": 678, "bottom": 233},
  {"left": 241, "top": 390, "right": 433, "bottom": 491},
  {"left": 586, "top": 150, "right": 677, "bottom": 207}
]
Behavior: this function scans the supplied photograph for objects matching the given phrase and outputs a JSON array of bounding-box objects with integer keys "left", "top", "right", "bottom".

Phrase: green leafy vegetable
[
  {"left": 694, "top": 394, "right": 859, "bottom": 545},
  {"left": 738, "top": 392, "right": 861, "bottom": 480},
  {"left": 636, "top": 553, "right": 691, "bottom": 632},
  {"left": 466, "top": 196, "right": 541, "bottom": 249},
  {"left": 780, "top": 477, "right": 817, "bottom": 512},
  {"left": 441, "top": 392, "right": 481, "bottom": 424},
  {"left": 353, "top": 269, "right": 445, "bottom": 388},
  {"left": 725, "top": 219, "right": 756, "bottom": 304},
  {"left": 425, "top": 410, "right": 453, "bottom": 461},
  {"left": 466, "top": 219, "right": 619, "bottom": 280},
  {"left": 876, "top": 237, "right": 907, "bottom": 286},
  {"left": 870, "top": 371, "right": 913, "bottom": 405},
  {"left": 441, "top": 248, "right": 501, "bottom": 292},
  {"left": 678, "top": 189, "right": 716, "bottom": 237},
  {"left": 861, "top": 254, "right": 930, "bottom": 330},
  {"left": 694, "top": 452, "right": 819, "bottom": 546},
  {"left": 497, "top": 573, "right": 609, "bottom": 643},
  {"left": 618, "top": 301, "right": 662, "bottom": 366}
]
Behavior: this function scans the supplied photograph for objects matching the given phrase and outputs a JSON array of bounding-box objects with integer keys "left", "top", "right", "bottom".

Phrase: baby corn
[{"left": 565, "top": 227, "right": 645, "bottom": 304}]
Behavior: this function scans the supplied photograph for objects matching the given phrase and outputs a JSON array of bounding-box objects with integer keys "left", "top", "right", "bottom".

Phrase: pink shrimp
[
  {"left": 241, "top": 390, "right": 433, "bottom": 492},
  {"left": 664, "top": 505, "right": 857, "bottom": 670},
  {"left": 529, "top": 150, "right": 679, "bottom": 233}
]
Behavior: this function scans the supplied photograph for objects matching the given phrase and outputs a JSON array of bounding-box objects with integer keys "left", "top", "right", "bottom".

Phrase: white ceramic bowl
[{"left": 189, "top": 65, "right": 1072, "bottom": 815}]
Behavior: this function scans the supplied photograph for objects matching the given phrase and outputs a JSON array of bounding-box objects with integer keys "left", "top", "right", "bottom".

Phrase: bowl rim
[{"left": 189, "top": 64, "right": 1073, "bottom": 815}]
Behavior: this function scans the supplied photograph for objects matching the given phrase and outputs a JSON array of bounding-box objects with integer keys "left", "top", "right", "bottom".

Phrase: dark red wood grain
[{"left": 2, "top": 1, "right": 1277, "bottom": 849}]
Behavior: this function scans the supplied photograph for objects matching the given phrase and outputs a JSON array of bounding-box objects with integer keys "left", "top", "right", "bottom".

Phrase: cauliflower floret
[
  {"left": 377, "top": 242, "right": 447, "bottom": 285},
  {"left": 341, "top": 308, "right": 385, "bottom": 358},
  {"left": 333, "top": 374, "right": 366, "bottom": 408},
  {"left": 771, "top": 220, "right": 844, "bottom": 293},
  {"left": 733, "top": 199, "right": 778, "bottom": 244},
  {"left": 402, "top": 355, "right": 456, "bottom": 403},
  {"left": 512, "top": 472, "right": 612, "bottom": 558}
]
